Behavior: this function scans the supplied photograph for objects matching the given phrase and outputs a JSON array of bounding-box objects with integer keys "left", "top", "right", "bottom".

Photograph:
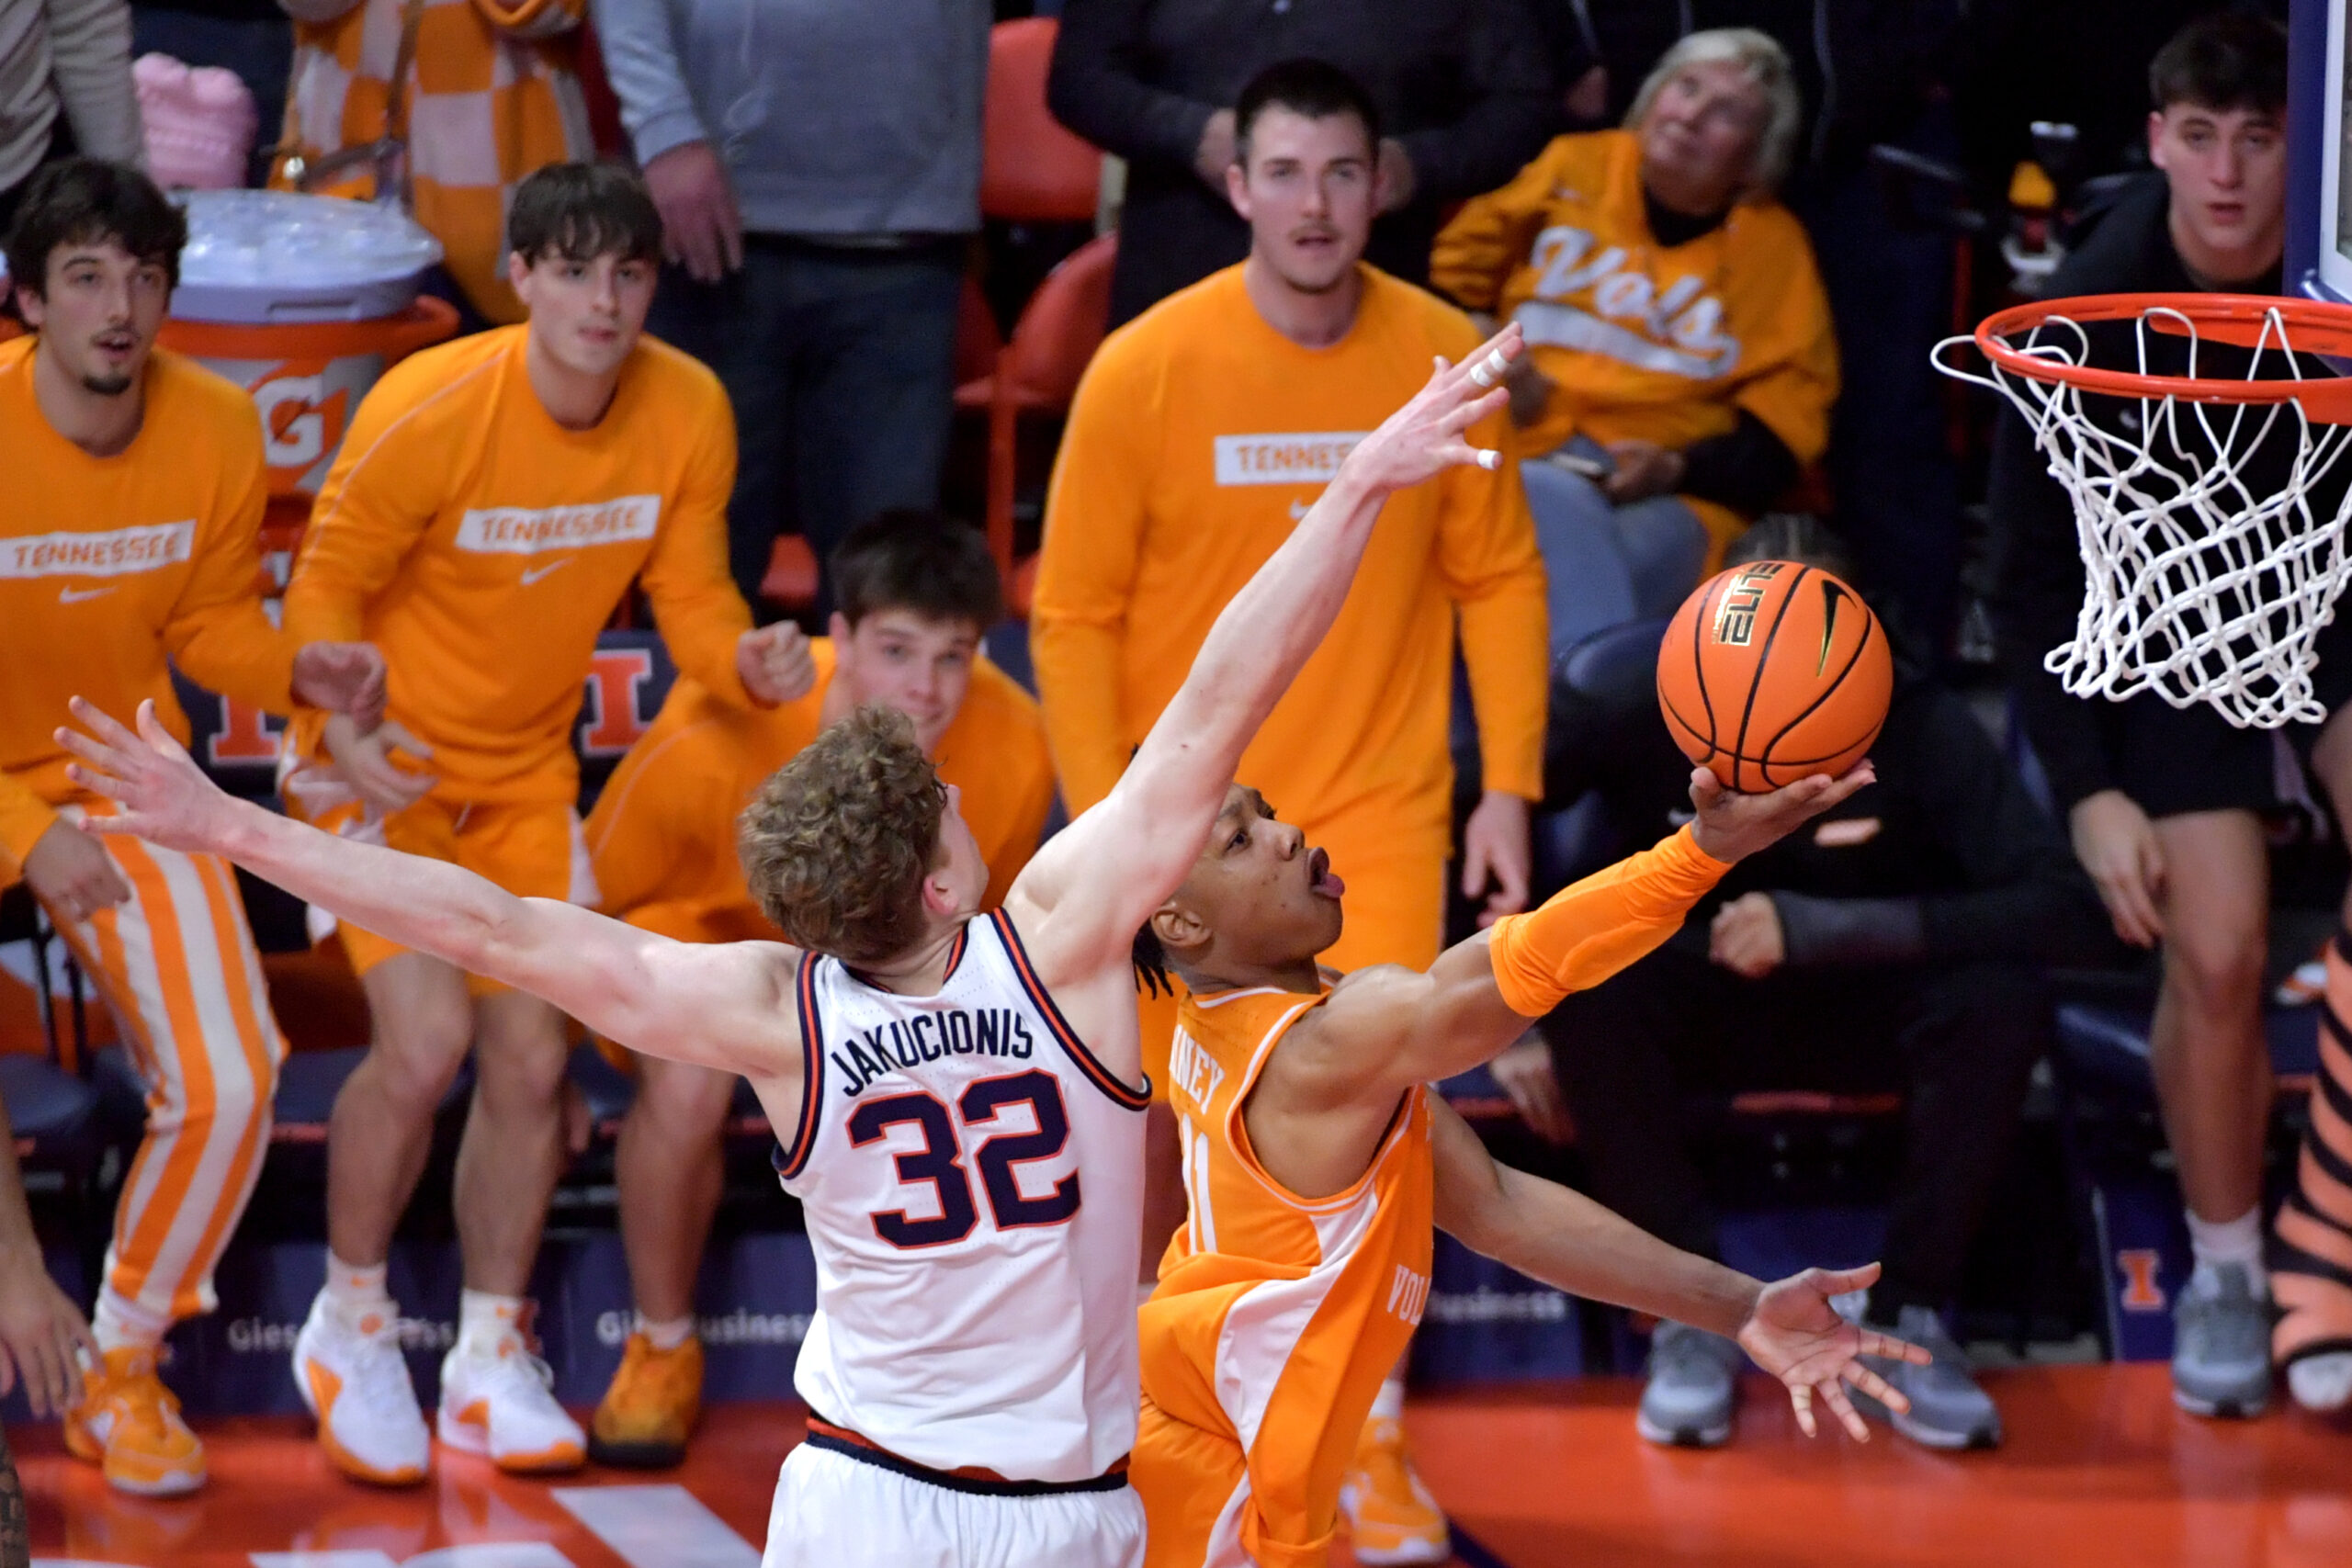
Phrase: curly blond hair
[{"left": 738, "top": 705, "right": 945, "bottom": 964}]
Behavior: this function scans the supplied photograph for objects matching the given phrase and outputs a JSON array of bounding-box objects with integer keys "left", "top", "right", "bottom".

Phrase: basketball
[{"left": 1657, "top": 560, "right": 1894, "bottom": 791}]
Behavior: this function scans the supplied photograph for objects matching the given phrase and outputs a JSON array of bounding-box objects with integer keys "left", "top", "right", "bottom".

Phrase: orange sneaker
[
  {"left": 588, "top": 1332, "right": 704, "bottom": 1468},
  {"left": 1340, "top": 1415, "right": 1450, "bottom": 1565},
  {"left": 65, "top": 1348, "right": 207, "bottom": 1496}
]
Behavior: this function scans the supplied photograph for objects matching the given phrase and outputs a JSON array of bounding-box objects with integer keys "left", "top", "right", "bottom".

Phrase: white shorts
[{"left": 763, "top": 1441, "right": 1146, "bottom": 1568}]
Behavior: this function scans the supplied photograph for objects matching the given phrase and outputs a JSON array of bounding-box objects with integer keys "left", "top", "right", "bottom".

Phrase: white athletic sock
[
  {"left": 2185, "top": 1207, "right": 2267, "bottom": 1298},
  {"left": 456, "top": 1289, "right": 528, "bottom": 1359},
  {"left": 635, "top": 1313, "right": 695, "bottom": 1352},
  {"left": 2288, "top": 1350, "right": 2352, "bottom": 1413},
  {"left": 1367, "top": 1377, "right": 1406, "bottom": 1425},
  {"left": 93, "top": 1287, "right": 170, "bottom": 1355},
  {"left": 322, "top": 1254, "right": 393, "bottom": 1328}
]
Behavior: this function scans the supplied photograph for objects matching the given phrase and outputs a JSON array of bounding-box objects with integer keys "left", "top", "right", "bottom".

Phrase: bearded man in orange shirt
[
  {"left": 2, "top": 159, "right": 383, "bottom": 1496},
  {"left": 276, "top": 163, "right": 813, "bottom": 1486}
]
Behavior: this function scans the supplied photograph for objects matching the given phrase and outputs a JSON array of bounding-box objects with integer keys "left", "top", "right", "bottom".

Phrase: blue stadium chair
[{"left": 2055, "top": 1001, "right": 2320, "bottom": 1111}]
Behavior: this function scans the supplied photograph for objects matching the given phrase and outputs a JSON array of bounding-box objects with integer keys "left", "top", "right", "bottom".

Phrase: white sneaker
[
  {"left": 293, "top": 1292, "right": 430, "bottom": 1486},
  {"left": 436, "top": 1337, "right": 585, "bottom": 1473}
]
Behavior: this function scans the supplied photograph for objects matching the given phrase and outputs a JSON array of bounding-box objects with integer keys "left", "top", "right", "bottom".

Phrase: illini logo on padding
[{"left": 1711, "top": 560, "right": 1786, "bottom": 647}]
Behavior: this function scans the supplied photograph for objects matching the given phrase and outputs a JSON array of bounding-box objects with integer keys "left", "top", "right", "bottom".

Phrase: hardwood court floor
[{"left": 9, "top": 1365, "right": 2347, "bottom": 1566}]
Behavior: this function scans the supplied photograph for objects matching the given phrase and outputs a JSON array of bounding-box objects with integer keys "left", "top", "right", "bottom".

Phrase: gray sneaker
[
  {"left": 2172, "top": 1265, "right": 2272, "bottom": 1418},
  {"left": 1637, "top": 1320, "right": 1742, "bottom": 1447},
  {"left": 1853, "top": 1304, "right": 2002, "bottom": 1450}
]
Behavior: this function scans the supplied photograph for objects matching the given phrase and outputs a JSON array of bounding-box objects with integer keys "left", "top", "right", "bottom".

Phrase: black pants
[{"left": 1542, "top": 948, "right": 2045, "bottom": 1312}]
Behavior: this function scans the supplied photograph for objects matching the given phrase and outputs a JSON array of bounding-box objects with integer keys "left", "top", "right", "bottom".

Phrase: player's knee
[
  {"left": 2163, "top": 928, "right": 2267, "bottom": 1014},
  {"left": 473, "top": 1031, "right": 571, "bottom": 1115},
  {"left": 632, "top": 1059, "right": 735, "bottom": 1140}
]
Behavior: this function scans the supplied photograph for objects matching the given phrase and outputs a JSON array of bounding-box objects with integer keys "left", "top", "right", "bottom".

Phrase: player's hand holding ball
[
  {"left": 1659, "top": 558, "right": 1892, "bottom": 862},
  {"left": 738, "top": 622, "right": 819, "bottom": 705}
]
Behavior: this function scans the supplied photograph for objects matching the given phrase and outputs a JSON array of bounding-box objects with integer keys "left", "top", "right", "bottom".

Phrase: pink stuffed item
[{"left": 135, "top": 53, "right": 258, "bottom": 191}]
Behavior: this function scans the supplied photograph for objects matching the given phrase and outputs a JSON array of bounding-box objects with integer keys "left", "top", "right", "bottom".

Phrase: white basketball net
[{"left": 1935, "top": 303, "right": 2352, "bottom": 729}]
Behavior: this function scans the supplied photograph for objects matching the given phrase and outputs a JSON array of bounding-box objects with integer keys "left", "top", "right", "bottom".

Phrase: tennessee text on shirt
[
  {"left": 831, "top": 1008, "right": 1036, "bottom": 1099},
  {"left": 1214, "top": 432, "right": 1369, "bottom": 487},
  {"left": 1, "top": 521, "right": 197, "bottom": 579},
  {"left": 454, "top": 495, "right": 662, "bottom": 555}
]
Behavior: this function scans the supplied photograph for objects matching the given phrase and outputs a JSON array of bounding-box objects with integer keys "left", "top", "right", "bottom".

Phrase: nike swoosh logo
[
  {"left": 59, "top": 585, "right": 115, "bottom": 604},
  {"left": 520, "top": 558, "right": 572, "bottom": 586},
  {"left": 1668, "top": 807, "right": 1696, "bottom": 826}
]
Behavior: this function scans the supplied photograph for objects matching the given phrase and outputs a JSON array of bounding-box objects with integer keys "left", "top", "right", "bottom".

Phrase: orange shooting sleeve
[{"left": 1487, "top": 824, "right": 1730, "bottom": 1016}]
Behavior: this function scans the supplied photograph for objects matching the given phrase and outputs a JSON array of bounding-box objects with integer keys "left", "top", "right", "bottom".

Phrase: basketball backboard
[{"left": 2291, "top": 0, "right": 2352, "bottom": 303}]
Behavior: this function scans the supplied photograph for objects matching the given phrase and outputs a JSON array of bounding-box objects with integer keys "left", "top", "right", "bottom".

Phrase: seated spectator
[
  {"left": 1431, "top": 28, "right": 1838, "bottom": 657},
  {"left": 1489, "top": 517, "right": 2104, "bottom": 1452},
  {"left": 275, "top": 0, "right": 594, "bottom": 326},
  {"left": 2, "top": 0, "right": 142, "bottom": 233}
]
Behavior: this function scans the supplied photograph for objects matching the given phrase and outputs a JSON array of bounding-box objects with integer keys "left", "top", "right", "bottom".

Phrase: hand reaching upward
[
  {"left": 1736, "top": 1261, "right": 1929, "bottom": 1441},
  {"left": 1339, "top": 322, "right": 1521, "bottom": 499}
]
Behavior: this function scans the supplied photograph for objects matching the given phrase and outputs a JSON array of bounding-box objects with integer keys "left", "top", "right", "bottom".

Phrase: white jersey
[{"left": 776, "top": 908, "right": 1149, "bottom": 1483}]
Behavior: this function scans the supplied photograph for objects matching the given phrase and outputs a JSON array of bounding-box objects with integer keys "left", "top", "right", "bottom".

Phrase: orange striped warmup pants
[{"left": 43, "top": 811, "right": 283, "bottom": 1338}]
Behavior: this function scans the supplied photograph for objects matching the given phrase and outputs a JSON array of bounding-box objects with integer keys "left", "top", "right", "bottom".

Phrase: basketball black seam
[
  {"left": 1690, "top": 585, "right": 1718, "bottom": 757},
  {"left": 1762, "top": 597, "right": 1876, "bottom": 762},
  {"left": 1661, "top": 698, "right": 1713, "bottom": 755},
  {"left": 1729, "top": 566, "right": 1808, "bottom": 792}
]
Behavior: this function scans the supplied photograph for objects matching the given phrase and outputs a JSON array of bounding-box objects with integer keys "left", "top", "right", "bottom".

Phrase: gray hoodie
[{"left": 590, "top": 0, "right": 987, "bottom": 240}]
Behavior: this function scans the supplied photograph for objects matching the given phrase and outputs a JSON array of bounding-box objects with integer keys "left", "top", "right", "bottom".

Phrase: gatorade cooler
[{"left": 156, "top": 191, "right": 456, "bottom": 535}]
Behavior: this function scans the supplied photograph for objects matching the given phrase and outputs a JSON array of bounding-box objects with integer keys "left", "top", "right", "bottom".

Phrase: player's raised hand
[
  {"left": 1687, "top": 761, "right": 1874, "bottom": 863},
  {"left": 737, "top": 622, "right": 819, "bottom": 706},
  {"left": 1736, "top": 1261, "right": 1929, "bottom": 1442},
  {"left": 56, "top": 699, "right": 243, "bottom": 856},
  {"left": 291, "top": 640, "right": 389, "bottom": 729},
  {"left": 1339, "top": 322, "right": 1521, "bottom": 497}
]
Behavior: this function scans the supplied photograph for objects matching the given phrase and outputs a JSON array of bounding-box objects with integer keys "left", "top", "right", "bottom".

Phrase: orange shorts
[{"left": 286, "top": 784, "right": 595, "bottom": 994}]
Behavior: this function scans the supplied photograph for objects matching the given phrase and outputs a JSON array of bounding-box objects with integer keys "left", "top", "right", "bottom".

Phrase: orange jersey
[
  {"left": 283, "top": 326, "right": 753, "bottom": 804},
  {"left": 1430, "top": 130, "right": 1839, "bottom": 469},
  {"left": 585, "top": 638, "right": 1056, "bottom": 941},
  {"left": 1032, "top": 264, "right": 1549, "bottom": 855},
  {"left": 0, "top": 336, "right": 296, "bottom": 873},
  {"left": 1138, "top": 984, "right": 1434, "bottom": 1568}
]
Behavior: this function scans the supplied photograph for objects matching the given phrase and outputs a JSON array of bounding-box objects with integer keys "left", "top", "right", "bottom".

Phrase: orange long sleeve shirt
[
  {"left": 282, "top": 325, "right": 754, "bottom": 805},
  {"left": 0, "top": 337, "right": 298, "bottom": 874},
  {"left": 1430, "top": 130, "right": 1840, "bottom": 469},
  {"left": 1032, "top": 264, "right": 1549, "bottom": 850},
  {"left": 584, "top": 639, "right": 1057, "bottom": 942}
]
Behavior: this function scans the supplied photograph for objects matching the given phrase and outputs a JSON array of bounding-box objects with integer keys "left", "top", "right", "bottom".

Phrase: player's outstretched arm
[
  {"left": 1296, "top": 763, "right": 1874, "bottom": 1106},
  {"left": 1010, "top": 325, "right": 1522, "bottom": 979},
  {"left": 1428, "top": 1099, "right": 1925, "bottom": 1441},
  {"left": 55, "top": 699, "right": 797, "bottom": 1081}
]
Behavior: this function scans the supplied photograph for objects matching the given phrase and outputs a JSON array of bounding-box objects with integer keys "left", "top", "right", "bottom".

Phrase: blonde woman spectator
[{"left": 1432, "top": 28, "right": 1837, "bottom": 654}]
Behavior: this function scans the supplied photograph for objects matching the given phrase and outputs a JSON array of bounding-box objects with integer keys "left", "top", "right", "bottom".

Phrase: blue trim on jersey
[
  {"left": 988, "top": 909, "right": 1152, "bottom": 1111},
  {"left": 773, "top": 952, "right": 826, "bottom": 1180}
]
